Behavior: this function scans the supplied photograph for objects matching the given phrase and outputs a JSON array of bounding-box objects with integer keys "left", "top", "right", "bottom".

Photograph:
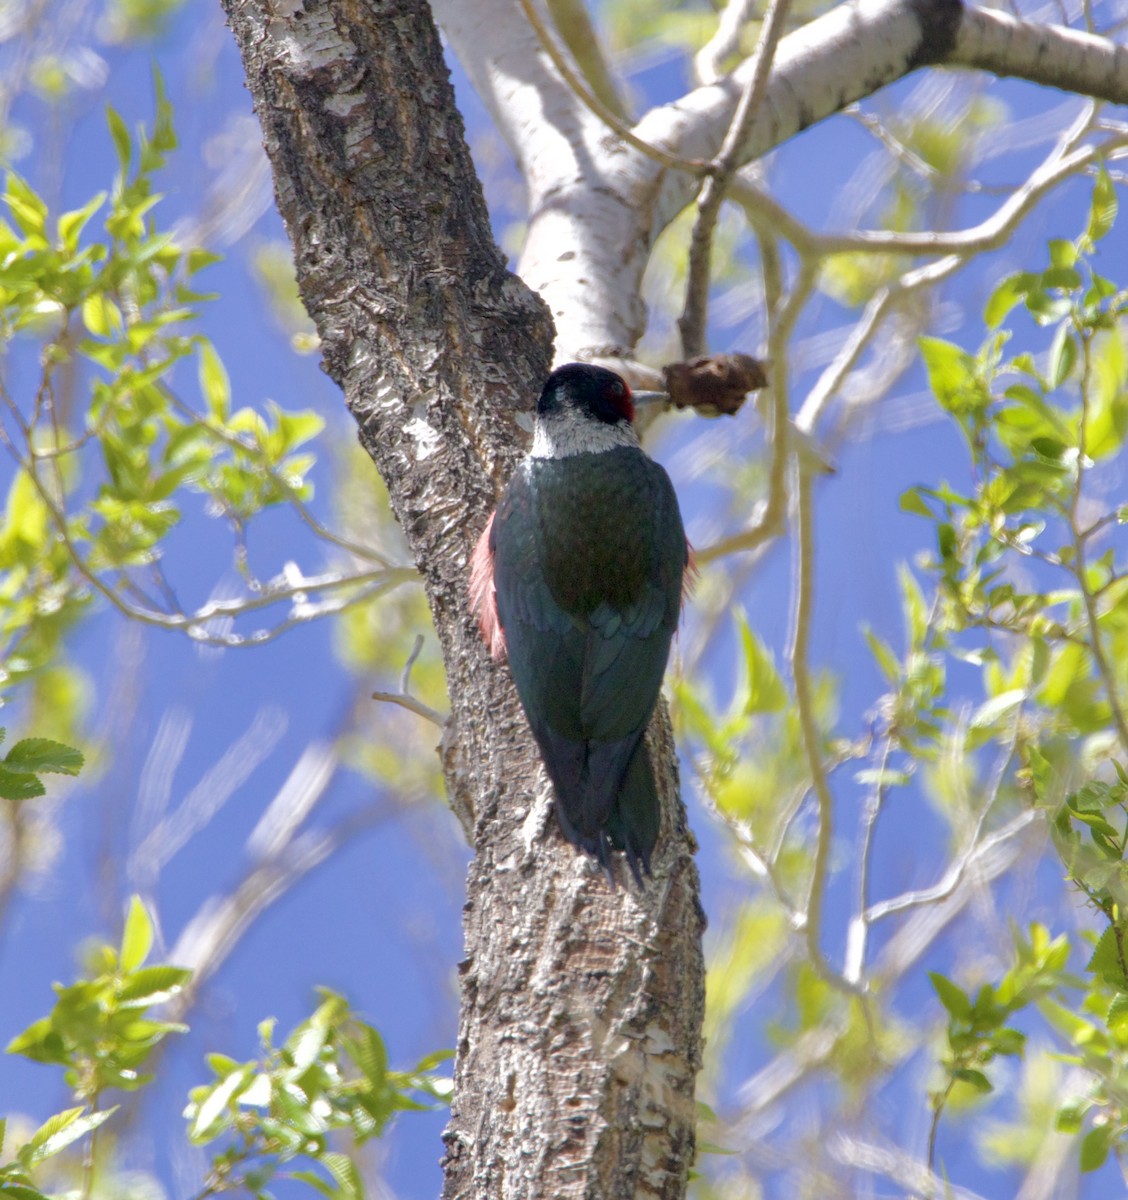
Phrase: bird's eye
[{"left": 611, "top": 379, "right": 625, "bottom": 397}]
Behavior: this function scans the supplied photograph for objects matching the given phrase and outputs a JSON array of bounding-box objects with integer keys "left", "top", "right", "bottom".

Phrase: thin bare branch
[
  {"left": 1070, "top": 331, "right": 1128, "bottom": 754},
  {"left": 790, "top": 463, "right": 870, "bottom": 1013},
  {"left": 516, "top": 0, "right": 705, "bottom": 176},
  {"left": 695, "top": 260, "right": 815, "bottom": 564},
  {"left": 866, "top": 810, "right": 1036, "bottom": 925},
  {"left": 371, "top": 688, "right": 447, "bottom": 728},
  {"left": 372, "top": 633, "right": 448, "bottom": 728},
  {"left": 677, "top": 0, "right": 793, "bottom": 359},
  {"left": 694, "top": 0, "right": 759, "bottom": 86},
  {"left": 545, "top": 0, "right": 629, "bottom": 120}
]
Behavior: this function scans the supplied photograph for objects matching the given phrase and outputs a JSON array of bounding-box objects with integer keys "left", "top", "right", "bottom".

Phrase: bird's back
[{"left": 490, "top": 445, "right": 686, "bottom": 878}]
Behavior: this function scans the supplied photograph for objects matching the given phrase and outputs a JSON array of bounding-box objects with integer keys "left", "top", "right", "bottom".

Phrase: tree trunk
[{"left": 218, "top": 1, "right": 707, "bottom": 1196}]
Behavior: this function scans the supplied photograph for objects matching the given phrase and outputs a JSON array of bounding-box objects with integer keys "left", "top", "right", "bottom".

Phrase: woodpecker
[{"left": 470, "top": 363, "right": 690, "bottom": 884}]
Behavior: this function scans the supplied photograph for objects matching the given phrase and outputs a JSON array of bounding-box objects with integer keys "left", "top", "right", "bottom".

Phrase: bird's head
[
  {"left": 537, "top": 363, "right": 637, "bottom": 425},
  {"left": 532, "top": 364, "right": 666, "bottom": 459}
]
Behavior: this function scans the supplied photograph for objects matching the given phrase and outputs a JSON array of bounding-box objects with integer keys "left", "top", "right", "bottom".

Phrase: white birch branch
[{"left": 438, "top": 0, "right": 1128, "bottom": 369}]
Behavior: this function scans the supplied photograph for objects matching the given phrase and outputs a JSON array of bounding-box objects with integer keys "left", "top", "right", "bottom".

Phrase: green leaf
[
  {"left": 899, "top": 487, "right": 934, "bottom": 518},
  {"left": 1046, "top": 326, "right": 1077, "bottom": 390},
  {"left": 17, "top": 1106, "right": 116, "bottom": 1169},
  {"left": 1080, "top": 1124, "right": 1111, "bottom": 1172},
  {"left": 1107, "top": 993, "right": 1128, "bottom": 1037},
  {"left": 187, "top": 1063, "right": 256, "bottom": 1142},
  {"left": 984, "top": 273, "right": 1036, "bottom": 330},
  {"left": 953, "top": 1067, "right": 993, "bottom": 1094},
  {"left": 117, "top": 964, "right": 192, "bottom": 1005},
  {"left": 970, "top": 689, "right": 1025, "bottom": 729},
  {"left": 1087, "top": 926, "right": 1128, "bottom": 989},
  {"left": 57, "top": 193, "right": 106, "bottom": 254},
  {"left": 290, "top": 1170, "right": 337, "bottom": 1199},
  {"left": 82, "top": 293, "right": 120, "bottom": 338},
  {"left": 1041, "top": 266, "right": 1081, "bottom": 292},
  {"left": 0, "top": 1183, "right": 52, "bottom": 1199},
  {"left": 991, "top": 1027, "right": 1025, "bottom": 1057},
  {"left": 348, "top": 1024, "right": 388, "bottom": 1091},
  {"left": 119, "top": 896, "right": 154, "bottom": 972},
  {"left": 930, "top": 972, "right": 972, "bottom": 1020},
  {"left": 285, "top": 996, "right": 341, "bottom": 1071},
  {"left": 4, "top": 738, "right": 83, "bottom": 776},
  {"left": 205, "top": 1052, "right": 242, "bottom": 1077},
  {"left": 320, "top": 1151, "right": 364, "bottom": 1200},
  {"left": 106, "top": 106, "right": 132, "bottom": 173},
  {"left": 1056, "top": 1098, "right": 1088, "bottom": 1134},
  {"left": 1047, "top": 239, "right": 1078, "bottom": 269},
  {"left": 863, "top": 626, "right": 900, "bottom": 683},
  {"left": 150, "top": 66, "right": 177, "bottom": 155},
  {"left": 6, "top": 1017, "right": 68, "bottom": 1065},
  {"left": 919, "top": 336, "right": 984, "bottom": 416},
  {"left": 187, "top": 247, "right": 223, "bottom": 275},
  {"left": 1087, "top": 164, "right": 1118, "bottom": 243},
  {"left": 197, "top": 340, "right": 230, "bottom": 420},
  {"left": 736, "top": 612, "right": 787, "bottom": 713},
  {"left": 412, "top": 1047, "right": 453, "bottom": 1073},
  {"left": 5, "top": 175, "right": 48, "bottom": 238},
  {"left": 0, "top": 768, "right": 46, "bottom": 802}
]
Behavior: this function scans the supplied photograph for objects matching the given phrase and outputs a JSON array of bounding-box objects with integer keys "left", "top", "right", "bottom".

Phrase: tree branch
[{"left": 954, "top": 5, "right": 1128, "bottom": 99}]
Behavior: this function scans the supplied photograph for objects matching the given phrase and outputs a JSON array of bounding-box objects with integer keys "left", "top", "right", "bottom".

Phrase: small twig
[
  {"left": 865, "top": 715, "right": 1024, "bottom": 927},
  {"left": 730, "top": 810, "right": 1031, "bottom": 1138},
  {"left": 729, "top": 121, "right": 1127, "bottom": 444},
  {"left": 170, "top": 792, "right": 397, "bottom": 1004},
  {"left": 828, "top": 1129, "right": 994, "bottom": 1200},
  {"left": 928, "top": 1077, "right": 955, "bottom": 1173},
  {"left": 790, "top": 462, "right": 871, "bottom": 1017},
  {"left": 81, "top": 1092, "right": 101, "bottom": 1200},
  {"left": 17, "top": 433, "right": 415, "bottom": 641},
  {"left": 768, "top": 781, "right": 814, "bottom": 866},
  {"left": 678, "top": 0, "right": 793, "bottom": 359},
  {"left": 372, "top": 635, "right": 446, "bottom": 728},
  {"left": 866, "top": 811, "right": 1034, "bottom": 925},
  {"left": 695, "top": 260, "right": 815, "bottom": 564},
  {"left": 846, "top": 730, "right": 895, "bottom": 984},
  {"left": 847, "top": 105, "right": 942, "bottom": 182},
  {"left": 516, "top": 0, "right": 705, "bottom": 176},
  {"left": 368, "top": 692, "right": 445, "bottom": 726},
  {"left": 694, "top": 0, "right": 760, "bottom": 85},
  {"left": 400, "top": 632, "right": 426, "bottom": 694},
  {"left": 731, "top": 129, "right": 1128, "bottom": 260},
  {"left": 545, "top": 0, "right": 630, "bottom": 120},
  {"left": 695, "top": 768, "right": 801, "bottom": 918},
  {"left": 1069, "top": 331, "right": 1128, "bottom": 755}
]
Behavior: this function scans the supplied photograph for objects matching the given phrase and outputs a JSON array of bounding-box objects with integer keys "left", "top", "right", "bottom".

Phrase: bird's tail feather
[
  {"left": 606, "top": 739, "right": 660, "bottom": 886},
  {"left": 538, "top": 727, "right": 660, "bottom": 886}
]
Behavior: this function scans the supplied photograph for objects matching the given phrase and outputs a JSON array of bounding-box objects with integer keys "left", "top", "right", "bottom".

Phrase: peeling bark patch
[
  {"left": 908, "top": 0, "right": 964, "bottom": 67},
  {"left": 404, "top": 415, "right": 441, "bottom": 459},
  {"left": 272, "top": 2, "right": 357, "bottom": 74},
  {"left": 324, "top": 89, "right": 365, "bottom": 117}
]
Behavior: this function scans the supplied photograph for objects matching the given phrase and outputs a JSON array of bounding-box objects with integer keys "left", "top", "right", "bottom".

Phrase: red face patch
[{"left": 605, "top": 376, "right": 635, "bottom": 424}]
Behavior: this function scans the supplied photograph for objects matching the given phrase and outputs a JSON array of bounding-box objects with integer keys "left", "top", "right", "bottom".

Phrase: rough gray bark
[{"left": 218, "top": 1, "right": 706, "bottom": 1197}]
